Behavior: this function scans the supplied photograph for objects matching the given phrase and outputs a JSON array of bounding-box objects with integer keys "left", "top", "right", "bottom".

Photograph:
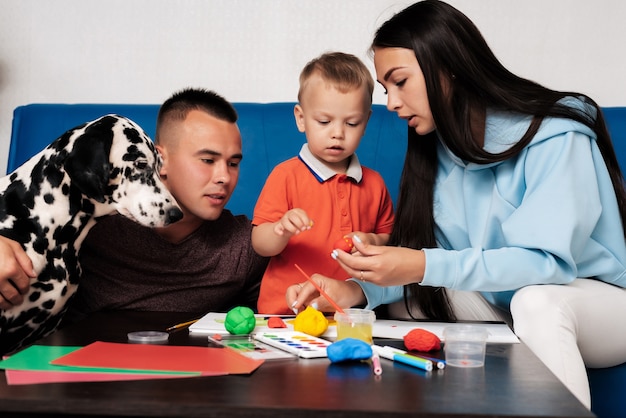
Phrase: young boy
[{"left": 251, "top": 52, "right": 395, "bottom": 314}]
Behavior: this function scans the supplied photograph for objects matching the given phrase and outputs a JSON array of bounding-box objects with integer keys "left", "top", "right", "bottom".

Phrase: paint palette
[
  {"left": 253, "top": 331, "right": 331, "bottom": 359},
  {"left": 208, "top": 335, "right": 295, "bottom": 360}
]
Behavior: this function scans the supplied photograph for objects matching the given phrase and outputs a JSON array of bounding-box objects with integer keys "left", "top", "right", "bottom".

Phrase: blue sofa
[
  {"left": 7, "top": 103, "right": 626, "bottom": 418},
  {"left": 7, "top": 103, "right": 407, "bottom": 218}
]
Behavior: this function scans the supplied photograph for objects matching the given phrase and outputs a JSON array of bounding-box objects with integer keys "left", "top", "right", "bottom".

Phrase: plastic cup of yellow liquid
[{"left": 334, "top": 308, "right": 376, "bottom": 344}]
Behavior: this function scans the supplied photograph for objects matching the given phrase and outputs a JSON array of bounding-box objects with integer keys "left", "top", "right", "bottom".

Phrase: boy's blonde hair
[{"left": 298, "top": 52, "right": 374, "bottom": 107}]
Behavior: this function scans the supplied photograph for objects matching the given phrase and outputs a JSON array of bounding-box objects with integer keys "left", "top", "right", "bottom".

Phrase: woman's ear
[{"left": 294, "top": 104, "right": 306, "bottom": 133}]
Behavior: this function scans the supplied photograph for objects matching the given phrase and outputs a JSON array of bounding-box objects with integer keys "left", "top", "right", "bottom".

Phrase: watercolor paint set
[{"left": 253, "top": 331, "right": 331, "bottom": 359}]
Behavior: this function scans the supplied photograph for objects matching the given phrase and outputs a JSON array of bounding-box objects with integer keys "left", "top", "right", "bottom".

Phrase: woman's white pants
[{"left": 387, "top": 278, "right": 626, "bottom": 410}]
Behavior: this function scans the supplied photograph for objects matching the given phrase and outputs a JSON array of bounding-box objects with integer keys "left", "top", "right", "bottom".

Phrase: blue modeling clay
[{"left": 327, "top": 338, "right": 373, "bottom": 363}]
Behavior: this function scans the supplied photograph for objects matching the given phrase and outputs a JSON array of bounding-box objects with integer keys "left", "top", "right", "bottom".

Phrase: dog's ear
[{"left": 64, "top": 125, "right": 113, "bottom": 203}]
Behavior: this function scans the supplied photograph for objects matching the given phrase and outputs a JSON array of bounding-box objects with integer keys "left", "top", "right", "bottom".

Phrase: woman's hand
[
  {"left": 331, "top": 235, "right": 426, "bottom": 286},
  {"left": 0, "top": 236, "right": 36, "bottom": 309},
  {"left": 286, "top": 274, "right": 366, "bottom": 313}
]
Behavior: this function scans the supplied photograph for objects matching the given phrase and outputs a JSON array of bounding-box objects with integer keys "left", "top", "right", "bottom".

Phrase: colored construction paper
[
  {"left": 0, "top": 345, "right": 198, "bottom": 375},
  {"left": 51, "top": 341, "right": 264, "bottom": 374},
  {"left": 0, "top": 345, "right": 202, "bottom": 385}
]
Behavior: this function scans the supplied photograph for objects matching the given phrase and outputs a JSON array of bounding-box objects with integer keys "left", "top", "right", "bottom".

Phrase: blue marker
[
  {"left": 381, "top": 345, "right": 445, "bottom": 368},
  {"left": 373, "top": 345, "right": 433, "bottom": 372}
]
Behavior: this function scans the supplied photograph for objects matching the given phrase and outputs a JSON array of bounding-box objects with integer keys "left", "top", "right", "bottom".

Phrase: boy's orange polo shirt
[{"left": 253, "top": 144, "right": 395, "bottom": 314}]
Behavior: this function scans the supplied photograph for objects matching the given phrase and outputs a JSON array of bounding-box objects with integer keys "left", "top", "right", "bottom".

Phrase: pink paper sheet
[{"left": 6, "top": 369, "right": 201, "bottom": 385}]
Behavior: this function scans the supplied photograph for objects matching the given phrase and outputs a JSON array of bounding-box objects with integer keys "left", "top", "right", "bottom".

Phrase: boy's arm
[
  {"left": 251, "top": 223, "right": 292, "bottom": 257},
  {"left": 251, "top": 208, "right": 313, "bottom": 257}
]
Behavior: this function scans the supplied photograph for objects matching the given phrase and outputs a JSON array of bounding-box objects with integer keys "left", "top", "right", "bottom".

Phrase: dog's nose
[{"left": 166, "top": 207, "right": 184, "bottom": 225}]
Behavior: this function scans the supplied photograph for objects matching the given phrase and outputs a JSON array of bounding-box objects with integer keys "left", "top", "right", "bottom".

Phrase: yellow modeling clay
[{"left": 293, "top": 306, "right": 329, "bottom": 337}]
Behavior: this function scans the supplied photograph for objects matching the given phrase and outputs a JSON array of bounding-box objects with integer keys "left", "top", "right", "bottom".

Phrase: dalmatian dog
[{"left": 0, "top": 114, "right": 183, "bottom": 355}]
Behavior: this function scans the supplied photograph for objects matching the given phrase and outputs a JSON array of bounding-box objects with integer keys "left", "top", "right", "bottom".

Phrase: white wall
[{"left": 1, "top": 0, "right": 625, "bottom": 174}]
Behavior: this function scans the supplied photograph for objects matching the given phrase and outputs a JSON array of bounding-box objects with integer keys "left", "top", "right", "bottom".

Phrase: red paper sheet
[{"left": 50, "top": 342, "right": 264, "bottom": 375}]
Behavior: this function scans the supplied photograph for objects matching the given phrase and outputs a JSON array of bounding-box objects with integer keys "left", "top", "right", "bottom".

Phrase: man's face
[{"left": 157, "top": 109, "right": 242, "bottom": 222}]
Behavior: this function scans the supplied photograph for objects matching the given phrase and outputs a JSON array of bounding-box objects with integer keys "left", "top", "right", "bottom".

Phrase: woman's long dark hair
[{"left": 373, "top": 0, "right": 626, "bottom": 321}]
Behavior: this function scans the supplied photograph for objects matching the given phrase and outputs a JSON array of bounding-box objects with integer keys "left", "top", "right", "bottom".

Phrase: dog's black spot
[
  {"left": 67, "top": 185, "right": 91, "bottom": 217},
  {"left": 110, "top": 167, "right": 121, "bottom": 178},
  {"left": 33, "top": 232, "right": 49, "bottom": 255},
  {"left": 41, "top": 299, "right": 56, "bottom": 311},
  {"left": 53, "top": 223, "right": 78, "bottom": 245},
  {"left": 43, "top": 193, "right": 55, "bottom": 204},
  {"left": 123, "top": 144, "right": 146, "bottom": 163},
  {"left": 49, "top": 128, "right": 78, "bottom": 153},
  {"left": 82, "top": 199, "right": 95, "bottom": 215},
  {"left": 32, "top": 280, "right": 55, "bottom": 291},
  {"left": 29, "top": 291, "right": 40, "bottom": 302},
  {"left": 43, "top": 164, "right": 67, "bottom": 189},
  {"left": 29, "top": 157, "right": 47, "bottom": 190},
  {"left": 0, "top": 180, "right": 33, "bottom": 220},
  {"left": 123, "top": 126, "right": 144, "bottom": 144},
  {"left": 0, "top": 217, "right": 43, "bottom": 248}
]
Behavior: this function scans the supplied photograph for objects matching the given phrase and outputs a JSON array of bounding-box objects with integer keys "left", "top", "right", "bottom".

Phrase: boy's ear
[{"left": 293, "top": 104, "right": 306, "bottom": 133}]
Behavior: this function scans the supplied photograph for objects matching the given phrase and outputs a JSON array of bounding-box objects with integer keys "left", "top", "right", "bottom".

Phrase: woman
[{"left": 288, "top": 0, "right": 626, "bottom": 409}]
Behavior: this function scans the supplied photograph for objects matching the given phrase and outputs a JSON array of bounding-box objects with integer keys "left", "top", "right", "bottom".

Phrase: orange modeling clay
[
  {"left": 404, "top": 328, "right": 441, "bottom": 352},
  {"left": 293, "top": 306, "right": 329, "bottom": 337}
]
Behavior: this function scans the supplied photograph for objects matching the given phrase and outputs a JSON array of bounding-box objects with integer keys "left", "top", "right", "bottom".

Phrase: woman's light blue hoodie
[{"left": 359, "top": 98, "right": 626, "bottom": 312}]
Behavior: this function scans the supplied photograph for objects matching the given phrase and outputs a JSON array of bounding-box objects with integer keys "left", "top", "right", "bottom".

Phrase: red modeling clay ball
[
  {"left": 404, "top": 328, "right": 441, "bottom": 352},
  {"left": 267, "top": 317, "right": 287, "bottom": 328},
  {"left": 333, "top": 236, "right": 354, "bottom": 253}
]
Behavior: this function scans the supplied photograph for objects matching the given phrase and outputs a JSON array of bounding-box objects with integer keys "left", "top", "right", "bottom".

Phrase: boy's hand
[{"left": 274, "top": 208, "right": 313, "bottom": 237}]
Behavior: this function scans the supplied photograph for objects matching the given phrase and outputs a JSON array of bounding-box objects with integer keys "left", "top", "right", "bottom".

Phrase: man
[{"left": 0, "top": 88, "right": 268, "bottom": 322}]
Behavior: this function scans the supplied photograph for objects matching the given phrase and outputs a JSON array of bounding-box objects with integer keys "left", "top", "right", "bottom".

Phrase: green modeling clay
[{"left": 224, "top": 306, "right": 256, "bottom": 335}]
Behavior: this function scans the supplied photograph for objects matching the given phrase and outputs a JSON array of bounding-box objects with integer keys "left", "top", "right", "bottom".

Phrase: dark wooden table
[{"left": 0, "top": 311, "right": 594, "bottom": 418}]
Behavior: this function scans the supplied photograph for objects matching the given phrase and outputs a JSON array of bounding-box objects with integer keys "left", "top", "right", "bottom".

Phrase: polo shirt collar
[{"left": 298, "top": 143, "right": 363, "bottom": 183}]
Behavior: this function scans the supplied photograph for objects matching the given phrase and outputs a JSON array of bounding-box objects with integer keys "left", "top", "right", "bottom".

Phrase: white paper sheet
[{"left": 190, "top": 312, "right": 519, "bottom": 343}]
